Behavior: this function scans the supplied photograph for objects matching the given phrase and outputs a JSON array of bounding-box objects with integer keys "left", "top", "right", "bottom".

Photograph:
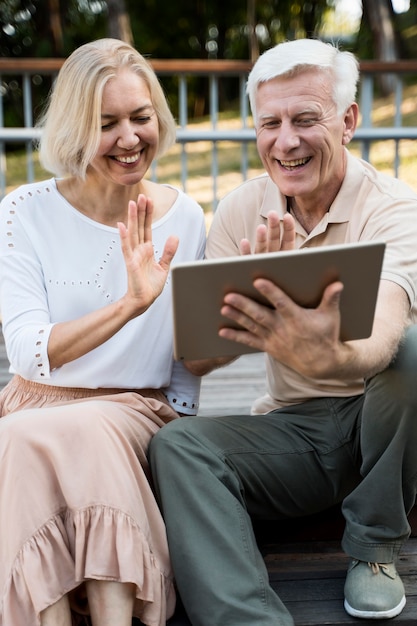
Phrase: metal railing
[{"left": 1, "top": 58, "right": 417, "bottom": 210}]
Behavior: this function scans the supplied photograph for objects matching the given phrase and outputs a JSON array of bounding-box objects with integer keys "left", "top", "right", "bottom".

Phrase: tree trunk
[
  {"left": 362, "top": 0, "right": 399, "bottom": 94},
  {"left": 48, "top": 0, "right": 64, "bottom": 55},
  {"left": 106, "top": 0, "right": 134, "bottom": 45},
  {"left": 247, "top": 0, "right": 259, "bottom": 62}
]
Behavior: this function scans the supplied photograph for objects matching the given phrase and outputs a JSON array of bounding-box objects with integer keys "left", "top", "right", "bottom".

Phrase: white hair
[{"left": 247, "top": 38, "right": 359, "bottom": 121}]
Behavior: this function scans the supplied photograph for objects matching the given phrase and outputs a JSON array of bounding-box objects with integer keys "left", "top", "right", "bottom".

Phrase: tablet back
[{"left": 171, "top": 241, "right": 385, "bottom": 361}]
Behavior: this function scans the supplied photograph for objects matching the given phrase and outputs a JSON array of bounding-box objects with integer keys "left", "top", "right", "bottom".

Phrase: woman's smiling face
[
  {"left": 88, "top": 68, "right": 160, "bottom": 187},
  {"left": 254, "top": 68, "right": 357, "bottom": 209}
]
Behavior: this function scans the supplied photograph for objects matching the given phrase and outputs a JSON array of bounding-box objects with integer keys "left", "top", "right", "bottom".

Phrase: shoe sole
[{"left": 344, "top": 595, "right": 406, "bottom": 619}]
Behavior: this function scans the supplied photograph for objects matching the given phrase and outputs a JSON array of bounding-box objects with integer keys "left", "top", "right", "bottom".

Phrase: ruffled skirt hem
[
  {"left": 1, "top": 504, "right": 176, "bottom": 626},
  {"left": 0, "top": 378, "right": 179, "bottom": 626}
]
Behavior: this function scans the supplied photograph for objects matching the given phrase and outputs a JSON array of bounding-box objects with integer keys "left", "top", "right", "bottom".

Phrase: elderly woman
[{"left": 0, "top": 39, "right": 205, "bottom": 626}]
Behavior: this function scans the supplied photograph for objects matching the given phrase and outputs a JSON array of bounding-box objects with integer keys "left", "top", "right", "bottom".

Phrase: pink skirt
[{"left": 0, "top": 375, "right": 180, "bottom": 626}]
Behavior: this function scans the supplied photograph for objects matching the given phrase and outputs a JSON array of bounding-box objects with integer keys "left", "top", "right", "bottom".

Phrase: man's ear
[{"left": 342, "top": 103, "right": 359, "bottom": 146}]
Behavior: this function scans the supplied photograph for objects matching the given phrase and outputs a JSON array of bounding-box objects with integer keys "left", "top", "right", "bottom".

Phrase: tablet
[{"left": 171, "top": 241, "right": 385, "bottom": 361}]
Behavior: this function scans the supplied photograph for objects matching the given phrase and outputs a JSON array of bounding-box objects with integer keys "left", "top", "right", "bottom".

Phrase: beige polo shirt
[{"left": 206, "top": 150, "right": 417, "bottom": 413}]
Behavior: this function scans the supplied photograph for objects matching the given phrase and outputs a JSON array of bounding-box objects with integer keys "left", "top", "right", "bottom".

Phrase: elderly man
[{"left": 150, "top": 39, "right": 417, "bottom": 625}]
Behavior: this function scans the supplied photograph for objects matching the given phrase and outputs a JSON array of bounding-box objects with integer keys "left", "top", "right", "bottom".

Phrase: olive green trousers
[{"left": 150, "top": 326, "right": 417, "bottom": 626}]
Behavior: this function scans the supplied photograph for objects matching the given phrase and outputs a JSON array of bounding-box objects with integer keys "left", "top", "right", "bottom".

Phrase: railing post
[
  {"left": 0, "top": 58, "right": 416, "bottom": 206},
  {"left": 178, "top": 74, "right": 188, "bottom": 193},
  {"left": 209, "top": 74, "right": 219, "bottom": 211},
  {"left": 394, "top": 76, "right": 403, "bottom": 177},
  {"left": 359, "top": 74, "right": 373, "bottom": 163},
  {"left": 0, "top": 74, "right": 5, "bottom": 199},
  {"left": 23, "top": 73, "right": 35, "bottom": 184},
  {"left": 240, "top": 74, "right": 250, "bottom": 180}
]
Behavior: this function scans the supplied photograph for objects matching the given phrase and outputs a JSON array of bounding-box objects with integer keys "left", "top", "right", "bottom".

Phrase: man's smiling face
[{"left": 254, "top": 68, "right": 355, "bottom": 211}]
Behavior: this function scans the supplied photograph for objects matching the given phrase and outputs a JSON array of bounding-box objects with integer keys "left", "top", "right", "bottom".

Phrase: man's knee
[
  {"left": 151, "top": 415, "right": 188, "bottom": 449},
  {"left": 149, "top": 416, "right": 197, "bottom": 470}
]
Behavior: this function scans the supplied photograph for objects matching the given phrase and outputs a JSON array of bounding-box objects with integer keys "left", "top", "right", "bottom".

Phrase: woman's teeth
[{"left": 115, "top": 153, "right": 139, "bottom": 164}]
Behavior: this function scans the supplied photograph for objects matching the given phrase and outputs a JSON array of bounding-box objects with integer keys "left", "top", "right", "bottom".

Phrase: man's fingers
[
  {"left": 319, "top": 281, "right": 344, "bottom": 311},
  {"left": 281, "top": 213, "right": 296, "bottom": 250},
  {"left": 254, "top": 225, "right": 268, "bottom": 253},
  {"left": 265, "top": 211, "right": 282, "bottom": 252},
  {"left": 239, "top": 239, "right": 252, "bottom": 255},
  {"left": 239, "top": 212, "right": 296, "bottom": 255}
]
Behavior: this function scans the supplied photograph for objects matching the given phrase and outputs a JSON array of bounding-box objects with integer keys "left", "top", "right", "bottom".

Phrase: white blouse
[{"left": 0, "top": 179, "right": 206, "bottom": 414}]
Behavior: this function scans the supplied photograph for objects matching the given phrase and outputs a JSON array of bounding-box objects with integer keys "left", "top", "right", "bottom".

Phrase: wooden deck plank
[{"left": 197, "top": 351, "right": 266, "bottom": 416}]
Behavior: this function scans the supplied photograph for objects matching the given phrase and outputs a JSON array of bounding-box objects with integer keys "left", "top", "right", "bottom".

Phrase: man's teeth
[
  {"left": 115, "top": 154, "right": 139, "bottom": 164},
  {"left": 280, "top": 158, "right": 309, "bottom": 167}
]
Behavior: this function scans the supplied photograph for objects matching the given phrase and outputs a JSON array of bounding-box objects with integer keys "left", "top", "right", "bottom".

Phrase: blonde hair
[
  {"left": 38, "top": 38, "right": 177, "bottom": 178},
  {"left": 247, "top": 38, "right": 359, "bottom": 122}
]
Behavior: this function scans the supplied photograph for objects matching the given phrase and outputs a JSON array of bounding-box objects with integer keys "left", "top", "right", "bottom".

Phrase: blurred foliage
[
  {"left": 0, "top": 0, "right": 334, "bottom": 59},
  {"left": 1, "top": 1, "right": 415, "bottom": 62},
  {"left": 0, "top": 0, "right": 333, "bottom": 125},
  {"left": 0, "top": 0, "right": 415, "bottom": 127}
]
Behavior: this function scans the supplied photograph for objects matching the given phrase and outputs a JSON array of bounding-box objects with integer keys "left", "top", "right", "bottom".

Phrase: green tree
[
  {"left": 0, "top": 0, "right": 336, "bottom": 60},
  {"left": 0, "top": 0, "right": 108, "bottom": 57},
  {"left": 1, "top": 0, "right": 414, "bottom": 121}
]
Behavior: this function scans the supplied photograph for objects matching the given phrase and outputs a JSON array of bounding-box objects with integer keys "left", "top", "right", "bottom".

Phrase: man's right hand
[
  {"left": 239, "top": 211, "right": 296, "bottom": 255},
  {"left": 184, "top": 212, "right": 296, "bottom": 377}
]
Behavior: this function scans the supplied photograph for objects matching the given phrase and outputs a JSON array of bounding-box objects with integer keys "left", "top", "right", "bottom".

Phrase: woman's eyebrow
[{"left": 101, "top": 104, "right": 154, "bottom": 120}]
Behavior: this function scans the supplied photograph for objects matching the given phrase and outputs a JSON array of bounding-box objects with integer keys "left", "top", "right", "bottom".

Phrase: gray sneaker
[{"left": 344, "top": 559, "right": 406, "bottom": 619}]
